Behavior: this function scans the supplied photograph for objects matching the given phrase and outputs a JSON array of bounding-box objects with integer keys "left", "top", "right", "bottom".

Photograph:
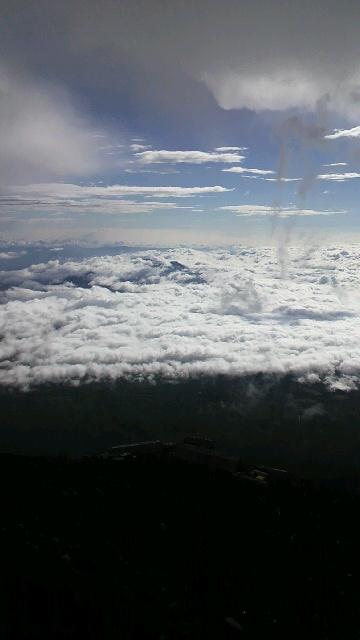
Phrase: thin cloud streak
[
  {"left": 222, "top": 167, "right": 275, "bottom": 176},
  {"left": 220, "top": 205, "right": 345, "bottom": 217},
  {"left": 135, "top": 150, "right": 246, "bottom": 164},
  {"left": 317, "top": 172, "right": 360, "bottom": 181}
]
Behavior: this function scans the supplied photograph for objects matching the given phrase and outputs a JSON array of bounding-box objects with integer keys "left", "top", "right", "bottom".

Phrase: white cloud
[
  {"left": 1, "top": 245, "right": 360, "bottom": 389},
  {"left": 0, "top": 251, "right": 26, "bottom": 259},
  {"left": 220, "top": 205, "right": 344, "bottom": 217},
  {"left": 123, "top": 168, "right": 180, "bottom": 175},
  {"left": 317, "top": 172, "right": 360, "bottom": 182},
  {"left": 4, "top": 183, "right": 231, "bottom": 198},
  {"left": 201, "top": 69, "right": 360, "bottom": 121},
  {"left": 0, "top": 183, "right": 232, "bottom": 215},
  {"left": 135, "top": 150, "right": 245, "bottom": 164},
  {"left": 323, "top": 163, "right": 348, "bottom": 167},
  {"left": 214, "top": 146, "right": 247, "bottom": 152},
  {"left": 130, "top": 143, "right": 151, "bottom": 151},
  {"left": 325, "top": 126, "right": 360, "bottom": 140},
  {"left": 222, "top": 167, "right": 275, "bottom": 176},
  {"left": 203, "top": 71, "right": 323, "bottom": 113},
  {"left": 265, "top": 178, "right": 301, "bottom": 182}
]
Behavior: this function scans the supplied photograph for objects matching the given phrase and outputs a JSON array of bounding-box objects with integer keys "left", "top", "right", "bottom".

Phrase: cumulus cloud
[
  {"left": 203, "top": 71, "right": 360, "bottom": 120},
  {"left": 1, "top": 245, "right": 360, "bottom": 389},
  {"left": 203, "top": 72, "right": 325, "bottom": 113},
  {"left": 135, "top": 150, "right": 245, "bottom": 164},
  {"left": 220, "top": 205, "right": 344, "bottom": 217}
]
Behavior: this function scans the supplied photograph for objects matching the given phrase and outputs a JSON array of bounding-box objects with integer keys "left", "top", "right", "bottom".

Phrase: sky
[
  {"left": 2, "top": 2, "right": 360, "bottom": 391},
  {"left": 2, "top": 0, "right": 360, "bottom": 245}
]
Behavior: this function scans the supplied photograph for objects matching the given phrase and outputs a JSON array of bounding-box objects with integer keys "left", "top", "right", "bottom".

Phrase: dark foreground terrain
[
  {"left": 3, "top": 375, "right": 360, "bottom": 480},
  {"left": 1, "top": 451, "right": 360, "bottom": 639}
]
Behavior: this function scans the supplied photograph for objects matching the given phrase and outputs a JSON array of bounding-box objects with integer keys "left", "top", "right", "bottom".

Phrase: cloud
[
  {"left": 123, "top": 168, "right": 181, "bottom": 175},
  {"left": 4, "top": 1, "right": 360, "bottom": 120},
  {"left": 214, "top": 146, "right": 247, "bottom": 152},
  {"left": 0, "top": 65, "right": 106, "bottom": 184},
  {"left": 0, "top": 183, "right": 231, "bottom": 215},
  {"left": 325, "top": 126, "right": 360, "bottom": 140},
  {"left": 3, "top": 183, "right": 231, "bottom": 199},
  {"left": 1, "top": 244, "right": 360, "bottom": 389},
  {"left": 130, "top": 143, "right": 151, "bottom": 151},
  {"left": 222, "top": 167, "right": 275, "bottom": 176},
  {"left": 75, "top": 2, "right": 360, "bottom": 118},
  {"left": 265, "top": 178, "right": 301, "bottom": 182},
  {"left": 0, "top": 251, "right": 26, "bottom": 259},
  {"left": 220, "top": 205, "right": 344, "bottom": 217},
  {"left": 323, "top": 163, "right": 348, "bottom": 167},
  {"left": 135, "top": 150, "right": 245, "bottom": 164},
  {"left": 203, "top": 72, "right": 325, "bottom": 113},
  {"left": 317, "top": 172, "right": 360, "bottom": 182}
]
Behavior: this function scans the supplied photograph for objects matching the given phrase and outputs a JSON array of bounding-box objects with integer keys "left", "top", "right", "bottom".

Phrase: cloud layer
[{"left": 1, "top": 244, "right": 360, "bottom": 389}]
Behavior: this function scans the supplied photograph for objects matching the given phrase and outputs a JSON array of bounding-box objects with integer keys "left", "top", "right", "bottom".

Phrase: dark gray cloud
[{"left": 3, "top": 1, "right": 360, "bottom": 119}]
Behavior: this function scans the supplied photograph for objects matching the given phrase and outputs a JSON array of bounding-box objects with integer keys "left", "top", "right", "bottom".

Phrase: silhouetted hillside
[
  {"left": 1, "top": 452, "right": 360, "bottom": 638},
  {"left": 2, "top": 374, "right": 360, "bottom": 478}
]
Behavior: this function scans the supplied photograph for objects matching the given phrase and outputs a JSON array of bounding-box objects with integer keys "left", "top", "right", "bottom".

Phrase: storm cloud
[{"left": 3, "top": 1, "right": 360, "bottom": 121}]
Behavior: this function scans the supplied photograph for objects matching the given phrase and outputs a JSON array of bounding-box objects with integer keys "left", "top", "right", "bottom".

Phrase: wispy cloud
[
  {"left": 135, "top": 150, "right": 245, "bottom": 164},
  {"left": 325, "top": 126, "right": 360, "bottom": 140},
  {"left": 0, "top": 183, "right": 232, "bottom": 215},
  {"left": 0, "top": 251, "right": 26, "bottom": 260},
  {"left": 214, "top": 146, "right": 247, "bottom": 152},
  {"left": 2, "top": 183, "right": 231, "bottom": 199},
  {"left": 265, "top": 177, "right": 301, "bottom": 182},
  {"left": 323, "top": 162, "right": 348, "bottom": 167},
  {"left": 221, "top": 205, "right": 345, "bottom": 217},
  {"left": 130, "top": 143, "right": 151, "bottom": 152},
  {"left": 222, "top": 166, "right": 275, "bottom": 176},
  {"left": 317, "top": 172, "right": 360, "bottom": 182}
]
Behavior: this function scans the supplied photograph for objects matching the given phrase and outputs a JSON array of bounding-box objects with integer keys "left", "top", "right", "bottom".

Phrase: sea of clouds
[{"left": 1, "top": 245, "right": 360, "bottom": 390}]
